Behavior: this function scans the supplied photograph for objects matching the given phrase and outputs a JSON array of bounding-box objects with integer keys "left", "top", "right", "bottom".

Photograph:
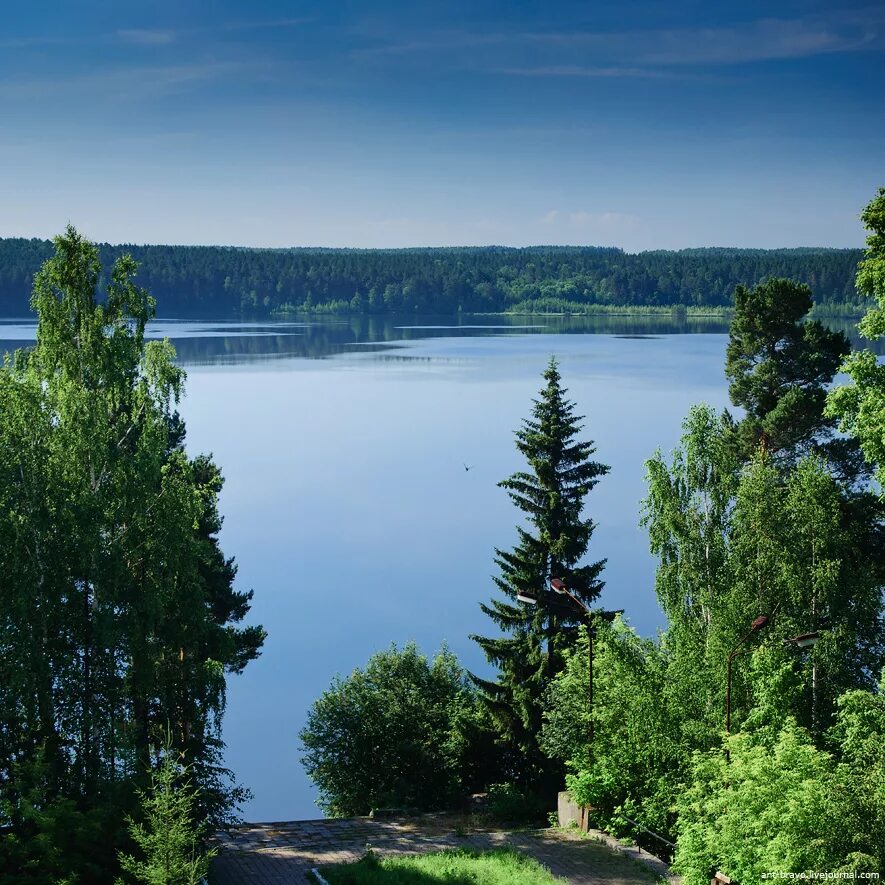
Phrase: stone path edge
[{"left": 212, "top": 816, "right": 681, "bottom": 885}]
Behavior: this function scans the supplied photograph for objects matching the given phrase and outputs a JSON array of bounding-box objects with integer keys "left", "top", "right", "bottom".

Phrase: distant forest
[{"left": 0, "top": 239, "right": 865, "bottom": 316}]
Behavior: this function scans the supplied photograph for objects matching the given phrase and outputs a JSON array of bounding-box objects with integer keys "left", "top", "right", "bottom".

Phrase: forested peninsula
[{"left": 0, "top": 239, "right": 864, "bottom": 316}]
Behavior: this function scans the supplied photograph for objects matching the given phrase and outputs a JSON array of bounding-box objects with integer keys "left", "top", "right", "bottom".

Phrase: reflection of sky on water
[{"left": 0, "top": 314, "right": 879, "bottom": 822}]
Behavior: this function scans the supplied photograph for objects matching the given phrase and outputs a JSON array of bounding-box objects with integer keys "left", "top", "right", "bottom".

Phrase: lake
[{"left": 0, "top": 312, "right": 871, "bottom": 822}]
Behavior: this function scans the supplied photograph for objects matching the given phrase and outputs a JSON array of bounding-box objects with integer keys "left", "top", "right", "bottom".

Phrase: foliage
[
  {"left": 673, "top": 703, "right": 885, "bottom": 885},
  {"left": 484, "top": 783, "right": 549, "bottom": 826},
  {"left": 0, "top": 770, "right": 113, "bottom": 884},
  {"left": 470, "top": 357, "right": 609, "bottom": 794},
  {"left": 638, "top": 230, "right": 885, "bottom": 877},
  {"left": 300, "top": 643, "right": 494, "bottom": 817},
  {"left": 0, "top": 238, "right": 864, "bottom": 316},
  {"left": 505, "top": 298, "right": 736, "bottom": 316},
  {"left": 642, "top": 405, "right": 739, "bottom": 746},
  {"left": 674, "top": 722, "right": 847, "bottom": 884},
  {"left": 0, "top": 228, "right": 264, "bottom": 880},
  {"left": 827, "top": 187, "right": 885, "bottom": 493},
  {"left": 316, "top": 847, "right": 567, "bottom": 884},
  {"left": 542, "top": 622, "right": 683, "bottom": 838},
  {"left": 643, "top": 419, "right": 883, "bottom": 748},
  {"left": 624, "top": 263, "right": 884, "bottom": 858},
  {"left": 723, "top": 451, "right": 883, "bottom": 732},
  {"left": 116, "top": 743, "right": 216, "bottom": 885},
  {"left": 827, "top": 683, "right": 885, "bottom": 869},
  {"left": 725, "top": 277, "right": 860, "bottom": 479}
]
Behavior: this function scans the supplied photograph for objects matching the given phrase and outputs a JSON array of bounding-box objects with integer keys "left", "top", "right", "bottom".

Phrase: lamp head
[
  {"left": 516, "top": 592, "right": 538, "bottom": 606},
  {"left": 784, "top": 631, "right": 820, "bottom": 649},
  {"left": 550, "top": 578, "right": 567, "bottom": 594}
]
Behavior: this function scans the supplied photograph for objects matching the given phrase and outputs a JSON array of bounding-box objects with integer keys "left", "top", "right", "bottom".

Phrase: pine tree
[
  {"left": 725, "top": 278, "right": 861, "bottom": 481},
  {"left": 470, "top": 357, "right": 609, "bottom": 792}
]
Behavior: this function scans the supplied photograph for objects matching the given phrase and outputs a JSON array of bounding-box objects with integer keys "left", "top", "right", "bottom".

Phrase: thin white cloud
[
  {"left": 500, "top": 65, "right": 685, "bottom": 79},
  {"left": 0, "top": 34, "right": 79, "bottom": 49},
  {"left": 355, "top": 8, "right": 883, "bottom": 73},
  {"left": 619, "top": 17, "right": 878, "bottom": 65},
  {"left": 0, "top": 61, "right": 251, "bottom": 101},
  {"left": 518, "top": 11, "right": 882, "bottom": 65},
  {"left": 221, "top": 18, "right": 313, "bottom": 32},
  {"left": 351, "top": 29, "right": 511, "bottom": 60},
  {"left": 117, "top": 29, "right": 176, "bottom": 46},
  {"left": 6, "top": 18, "right": 310, "bottom": 53}
]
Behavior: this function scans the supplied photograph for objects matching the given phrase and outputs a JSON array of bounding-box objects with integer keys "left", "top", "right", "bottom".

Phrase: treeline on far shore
[{"left": 0, "top": 238, "right": 866, "bottom": 316}]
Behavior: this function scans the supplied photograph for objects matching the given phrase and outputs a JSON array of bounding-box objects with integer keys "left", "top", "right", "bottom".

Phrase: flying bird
[{"left": 463, "top": 463, "right": 473, "bottom": 472}]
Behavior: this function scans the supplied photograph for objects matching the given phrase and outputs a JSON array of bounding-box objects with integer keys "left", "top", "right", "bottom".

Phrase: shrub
[
  {"left": 673, "top": 714, "right": 884, "bottom": 885},
  {"left": 300, "top": 643, "right": 500, "bottom": 817},
  {"left": 485, "top": 783, "right": 549, "bottom": 826}
]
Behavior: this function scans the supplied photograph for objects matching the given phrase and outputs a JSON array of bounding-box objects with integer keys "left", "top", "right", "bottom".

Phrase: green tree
[
  {"left": 674, "top": 683, "right": 885, "bottom": 885},
  {"left": 643, "top": 406, "right": 740, "bottom": 745},
  {"left": 0, "top": 239, "right": 865, "bottom": 317},
  {"left": 542, "top": 620, "right": 683, "bottom": 837},
  {"left": 674, "top": 721, "right": 862, "bottom": 885},
  {"left": 644, "top": 264, "right": 885, "bottom": 744},
  {"left": 828, "top": 683, "right": 885, "bottom": 868},
  {"left": 0, "top": 227, "right": 264, "bottom": 879},
  {"left": 117, "top": 742, "right": 215, "bottom": 885},
  {"left": 827, "top": 187, "right": 885, "bottom": 492},
  {"left": 778, "top": 457, "right": 884, "bottom": 729},
  {"left": 726, "top": 454, "right": 883, "bottom": 733},
  {"left": 726, "top": 277, "right": 857, "bottom": 478},
  {"left": 300, "top": 643, "right": 491, "bottom": 817},
  {"left": 471, "top": 357, "right": 609, "bottom": 794},
  {"left": 644, "top": 412, "right": 883, "bottom": 747}
]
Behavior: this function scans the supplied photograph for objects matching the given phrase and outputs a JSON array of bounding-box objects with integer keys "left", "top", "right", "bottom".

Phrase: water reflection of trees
[
  {"left": 164, "top": 314, "right": 736, "bottom": 365},
  {"left": 2, "top": 313, "right": 881, "bottom": 368}
]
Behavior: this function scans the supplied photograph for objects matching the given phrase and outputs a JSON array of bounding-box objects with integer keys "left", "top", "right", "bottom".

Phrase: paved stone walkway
[{"left": 211, "top": 817, "right": 672, "bottom": 884}]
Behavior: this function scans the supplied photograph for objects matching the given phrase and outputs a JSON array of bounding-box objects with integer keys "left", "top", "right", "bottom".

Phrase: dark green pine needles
[
  {"left": 470, "top": 357, "right": 609, "bottom": 793},
  {"left": 725, "top": 278, "right": 857, "bottom": 477}
]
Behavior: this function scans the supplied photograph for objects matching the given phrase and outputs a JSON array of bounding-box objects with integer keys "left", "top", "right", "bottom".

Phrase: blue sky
[{"left": 0, "top": 1, "right": 882, "bottom": 248}]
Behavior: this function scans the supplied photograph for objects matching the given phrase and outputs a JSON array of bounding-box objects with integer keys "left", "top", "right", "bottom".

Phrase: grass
[{"left": 312, "top": 847, "right": 566, "bottom": 884}]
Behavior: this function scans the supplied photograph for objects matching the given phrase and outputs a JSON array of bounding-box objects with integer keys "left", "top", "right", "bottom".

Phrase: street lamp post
[
  {"left": 783, "top": 631, "right": 821, "bottom": 732},
  {"left": 550, "top": 578, "right": 597, "bottom": 749},
  {"left": 726, "top": 615, "right": 769, "bottom": 735},
  {"left": 724, "top": 623, "right": 821, "bottom": 748},
  {"left": 517, "top": 578, "right": 621, "bottom": 756}
]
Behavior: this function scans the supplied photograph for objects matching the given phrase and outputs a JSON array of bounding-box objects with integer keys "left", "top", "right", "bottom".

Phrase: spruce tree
[
  {"left": 470, "top": 357, "right": 609, "bottom": 792},
  {"left": 117, "top": 742, "right": 216, "bottom": 885}
]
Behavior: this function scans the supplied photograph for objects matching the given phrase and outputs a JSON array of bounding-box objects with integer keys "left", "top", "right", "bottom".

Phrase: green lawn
[{"left": 313, "top": 848, "right": 566, "bottom": 884}]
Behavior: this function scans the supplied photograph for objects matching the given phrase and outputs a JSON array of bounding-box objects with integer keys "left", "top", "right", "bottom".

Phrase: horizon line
[{"left": 0, "top": 236, "right": 864, "bottom": 255}]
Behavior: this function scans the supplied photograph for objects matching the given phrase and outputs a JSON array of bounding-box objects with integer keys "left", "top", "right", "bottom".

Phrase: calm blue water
[{"left": 0, "top": 313, "right": 835, "bottom": 821}]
